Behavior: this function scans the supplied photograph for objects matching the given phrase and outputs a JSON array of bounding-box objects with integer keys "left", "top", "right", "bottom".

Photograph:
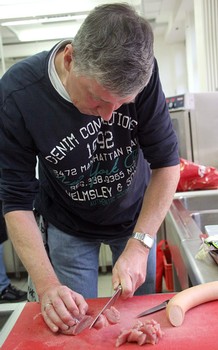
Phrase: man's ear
[{"left": 63, "top": 44, "right": 74, "bottom": 71}]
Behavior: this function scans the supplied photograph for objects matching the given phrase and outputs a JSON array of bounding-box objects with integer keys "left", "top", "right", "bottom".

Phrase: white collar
[{"left": 48, "top": 40, "right": 72, "bottom": 102}]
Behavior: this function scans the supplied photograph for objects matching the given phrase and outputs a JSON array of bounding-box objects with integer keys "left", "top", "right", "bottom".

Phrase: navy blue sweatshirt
[{"left": 0, "top": 44, "right": 179, "bottom": 239}]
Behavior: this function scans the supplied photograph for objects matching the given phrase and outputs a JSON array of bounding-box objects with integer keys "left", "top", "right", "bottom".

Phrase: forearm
[
  {"left": 112, "top": 165, "right": 180, "bottom": 294},
  {"left": 133, "top": 164, "right": 180, "bottom": 236},
  {"left": 4, "top": 210, "right": 60, "bottom": 298}
]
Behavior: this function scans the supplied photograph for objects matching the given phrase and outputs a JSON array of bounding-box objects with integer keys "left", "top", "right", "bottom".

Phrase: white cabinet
[
  {"left": 3, "top": 239, "right": 25, "bottom": 277},
  {"left": 3, "top": 239, "right": 113, "bottom": 276},
  {"left": 99, "top": 244, "right": 112, "bottom": 272}
]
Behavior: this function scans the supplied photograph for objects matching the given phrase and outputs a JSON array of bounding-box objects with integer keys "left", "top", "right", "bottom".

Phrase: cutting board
[{"left": 2, "top": 293, "right": 218, "bottom": 350}]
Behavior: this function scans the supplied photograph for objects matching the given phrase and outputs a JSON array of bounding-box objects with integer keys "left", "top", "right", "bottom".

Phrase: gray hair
[{"left": 72, "top": 3, "right": 154, "bottom": 97}]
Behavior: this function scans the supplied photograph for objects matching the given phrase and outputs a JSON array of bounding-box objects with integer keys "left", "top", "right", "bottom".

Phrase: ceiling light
[
  {"left": 1, "top": 14, "right": 87, "bottom": 27},
  {"left": 9, "top": 22, "right": 82, "bottom": 41}
]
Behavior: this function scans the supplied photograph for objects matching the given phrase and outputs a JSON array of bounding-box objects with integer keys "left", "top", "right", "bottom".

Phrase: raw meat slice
[
  {"left": 103, "top": 305, "right": 121, "bottom": 324},
  {"left": 61, "top": 315, "right": 93, "bottom": 335},
  {"left": 127, "top": 329, "right": 144, "bottom": 343},
  {"left": 116, "top": 319, "right": 164, "bottom": 347},
  {"left": 137, "top": 333, "right": 147, "bottom": 346},
  {"left": 94, "top": 314, "right": 109, "bottom": 329},
  {"left": 115, "top": 329, "right": 132, "bottom": 347}
]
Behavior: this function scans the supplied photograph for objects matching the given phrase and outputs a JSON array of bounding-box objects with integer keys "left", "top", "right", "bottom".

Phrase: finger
[
  {"left": 112, "top": 275, "right": 120, "bottom": 291},
  {"left": 42, "top": 301, "right": 78, "bottom": 332},
  {"left": 61, "top": 326, "right": 76, "bottom": 335},
  {"left": 112, "top": 264, "right": 132, "bottom": 298},
  {"left": 112, "top": 265, "right": 122, "bottom": 290},
  {"left": 118, "top": 270, "right": 136, "bottom": 299},
  {"left": 71, "top": 292, "right": 88, "bottom": 315},
  {"left": 57, "top": 287, "right": 88, "bottom": 317},
  {"left": 42, "top": 303, "right": 61, "bottom": 333},
  {"left": 121, "top": 280, "right": 134, "bottom": 298},
  {"left": 53, "top": 299, "right": 80, "bottom": 327}
]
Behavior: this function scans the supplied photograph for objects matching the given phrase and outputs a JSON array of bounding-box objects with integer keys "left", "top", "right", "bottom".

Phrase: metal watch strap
[{"left": 132, "top": 232, "right": 154, "bottom": 249}]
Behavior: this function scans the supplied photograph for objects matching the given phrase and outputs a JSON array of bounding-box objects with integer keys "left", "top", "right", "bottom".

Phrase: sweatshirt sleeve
[
  {"left": 0, "top": 98, "right": 39, "bottom": 215},
  {"left": 135, "top": 59, "right": 180, "bottom": 169}
]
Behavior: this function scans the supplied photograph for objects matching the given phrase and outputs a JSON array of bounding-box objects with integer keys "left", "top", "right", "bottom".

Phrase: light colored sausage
[{"left": 166, "top": 281, "right": 218, "bottom": 327}]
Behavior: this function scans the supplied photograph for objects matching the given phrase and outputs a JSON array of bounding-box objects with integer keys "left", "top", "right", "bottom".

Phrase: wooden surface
[{"left": 2, "top": 293, "right": 218, "bottom": 349}]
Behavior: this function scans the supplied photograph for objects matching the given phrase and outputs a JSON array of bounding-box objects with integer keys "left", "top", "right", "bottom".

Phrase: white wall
[
  {"left": 1, "top": 35, "right": 189, "bottom": 99},
  {"left": 0, "top": 40, "right": 59, "bottom": 76},
  {"left": 154, "top": 36, "right": 188, "bottom": 97},
  {"left": 1, "top": 1, "right": 216, "bottom": 94}
]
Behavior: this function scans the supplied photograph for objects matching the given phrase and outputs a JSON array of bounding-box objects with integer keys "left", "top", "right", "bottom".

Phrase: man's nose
[{"left": 98, "top": 104, "right": 119, "bottom": 121}]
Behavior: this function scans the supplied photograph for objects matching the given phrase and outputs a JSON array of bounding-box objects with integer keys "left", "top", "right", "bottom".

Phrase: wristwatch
[{"left": 132, "top": 232, "right": 154, "bottom": 249}]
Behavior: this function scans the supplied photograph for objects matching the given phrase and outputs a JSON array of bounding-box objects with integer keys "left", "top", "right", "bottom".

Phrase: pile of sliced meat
[
  {"left": 115, "top": 319, "right": 164, "bottom": 347},
  {"left": 61, "top": 306, "right": 120, "bottom": 335}
]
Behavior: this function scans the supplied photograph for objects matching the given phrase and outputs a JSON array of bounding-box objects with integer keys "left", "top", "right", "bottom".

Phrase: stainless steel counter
[
  {"left": 166, "top": 190, "right": 218, "bottom": 291},
  {"left": 0, "top": 302, "right": 26, "bottom": 347}
]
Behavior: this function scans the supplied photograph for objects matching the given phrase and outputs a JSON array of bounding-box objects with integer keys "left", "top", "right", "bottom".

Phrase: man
[
  {"left": 0, "top": 202, "right": 27, "bottom": 303},
  {"left": 0, "top": 3, "right": 180, "bottom": 333},
  {"left": 0, "top": 243, "right": 27, "bottom": 303}
]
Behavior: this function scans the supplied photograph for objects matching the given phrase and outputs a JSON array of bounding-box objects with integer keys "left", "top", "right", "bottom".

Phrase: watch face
[
  {"left": 142, "top": 234, "right": 154, "bottom": 248},
  {"left": 133, "top": 232, "right": 154, "bottom": 249}
]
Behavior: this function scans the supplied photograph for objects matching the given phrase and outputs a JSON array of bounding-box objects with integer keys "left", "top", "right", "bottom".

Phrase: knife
[
  {"left": 89, "top": 284, "right": 122, "bottom": 328},
  {"left": 136, "top": 299, "right": 170, "bottom": 318}
]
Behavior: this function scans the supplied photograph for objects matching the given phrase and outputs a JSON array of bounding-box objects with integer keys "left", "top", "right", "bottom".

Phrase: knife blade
[
  {"left": 136, "top": 299, "right": 170, "bottom": 318},
  {"left": 89, "top": 284, "right": 122, "bottom": 329}
]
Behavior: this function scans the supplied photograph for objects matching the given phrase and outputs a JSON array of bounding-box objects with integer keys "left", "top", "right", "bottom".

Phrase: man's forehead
[{"left": 87, "top": 78, "right": 136, "bottom": 104}]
